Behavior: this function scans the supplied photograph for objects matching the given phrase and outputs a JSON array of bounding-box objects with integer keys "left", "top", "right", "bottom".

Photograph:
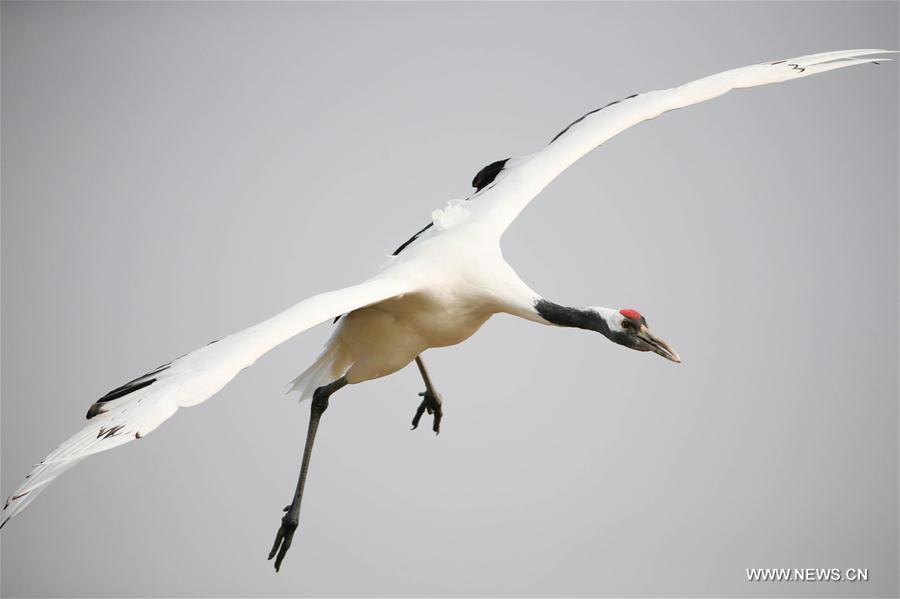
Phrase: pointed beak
[{"left": 637, "top": 325, "right": 681, "bottom": 363}]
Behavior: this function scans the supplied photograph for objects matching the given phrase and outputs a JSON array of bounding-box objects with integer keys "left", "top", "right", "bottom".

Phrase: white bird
[{"left": 2, "top": 49, "right": 893, "bottom": 571}]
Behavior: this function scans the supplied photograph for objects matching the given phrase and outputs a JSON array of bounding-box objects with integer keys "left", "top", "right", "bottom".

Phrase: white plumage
[{"left": 2, "top": 49, "right": 893, "bottom": 534}]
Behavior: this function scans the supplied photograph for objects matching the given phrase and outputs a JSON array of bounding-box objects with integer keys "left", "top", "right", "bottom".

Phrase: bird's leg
[
  {"left": 411, "top": 356, "right": 443, "bottom": 434},
  {"left": 268, "top": 376, "right": 347, "bottom": 572}
]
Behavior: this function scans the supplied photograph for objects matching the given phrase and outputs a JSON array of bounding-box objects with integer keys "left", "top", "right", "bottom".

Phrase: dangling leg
[
  {"left": 268, "top": 376, "right": 347, "bottom": 572},
  {"left": 411, "top": 356, "right": 443, "bottom": 434}
]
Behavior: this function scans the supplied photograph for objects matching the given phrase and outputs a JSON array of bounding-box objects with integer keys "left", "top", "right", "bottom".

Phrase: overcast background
[{"left": 1, "top": 2, "right": 897, "bottom": 597}]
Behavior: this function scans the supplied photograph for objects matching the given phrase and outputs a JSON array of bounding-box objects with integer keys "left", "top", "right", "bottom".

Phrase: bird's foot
[
  {"left": 411, "top": 389, "right": 443, "bottom": 434},
  {"left": 267, "top": 506, "right": 299, "bottom": 572}
]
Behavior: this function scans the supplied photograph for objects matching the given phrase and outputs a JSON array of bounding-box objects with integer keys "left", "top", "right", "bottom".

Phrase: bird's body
[
  {"left": 294, "top": 224, "right": 534, "bottom": 390},
  {"left": 2, "top": 48, "right": 894, "bottom": 571},
  {"left": 335, "top": 288, "right": 494, "bottom": 382}
]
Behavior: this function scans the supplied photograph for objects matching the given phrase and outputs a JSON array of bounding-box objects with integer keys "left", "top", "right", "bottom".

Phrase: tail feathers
[{"left": 288, "top": 341, "right": 354, "bottom": 401}]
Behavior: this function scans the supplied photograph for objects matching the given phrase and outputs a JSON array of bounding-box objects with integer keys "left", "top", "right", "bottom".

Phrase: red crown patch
[{"left": 619, "top": 309, "right": 643, "bottom": 321}]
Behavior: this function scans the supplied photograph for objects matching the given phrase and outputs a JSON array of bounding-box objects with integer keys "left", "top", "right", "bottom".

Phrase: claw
[
  {"left": 432, "top": 407, "right": 442, "bottom": 435},
  {"left": 268, "top": 513, "right": 299, "bottom": 572},
  {"left": 411, "top": 389, "right": 443, "bottom": 434},
  {"left": 411, "top": 400, "right": 427, "bottom": 430}
]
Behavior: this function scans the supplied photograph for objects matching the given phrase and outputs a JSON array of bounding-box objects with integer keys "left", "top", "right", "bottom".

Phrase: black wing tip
[
  {"left": 392, "top": 156, "right": 510, "bottom": 258},
  {"left": 2, "top": 491, "right": 31, "bottom": 523},
  {"left": 97, "top": 374, "right": 161, "bottom": 404},
  {"left": 86, "top": 403, "right": 107, "bottom": 420},
  {"left": 392, "top": 222, "right": 434, "bottom": 256},
  {"left": 89, "top": 363, "right": 171, "bottom": 417},
  {"left": 97, "top": 424, "right": 126, "bottom": 439},
  {"left": 549, "top": 94, "right": 640, "bottom": 144},
  {"left": 471, "top": 158, "right": 510, "bottom": 192}
]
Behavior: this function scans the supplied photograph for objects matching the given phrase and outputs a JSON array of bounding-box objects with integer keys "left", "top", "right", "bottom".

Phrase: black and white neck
[{"left": 533, "top": 299, "right": 618, "bottom": 338}]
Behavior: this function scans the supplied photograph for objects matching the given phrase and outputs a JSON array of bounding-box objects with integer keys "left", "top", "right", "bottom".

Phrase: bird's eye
[{"left": 621, "top": 321, "right": 631, "bottom": 329}]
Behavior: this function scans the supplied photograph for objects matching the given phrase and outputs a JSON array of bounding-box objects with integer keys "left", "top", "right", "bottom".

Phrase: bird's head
[
  {"left": 598, "top": 308, "right": 681, "bottom": 363},
  {"left": 533, "top": 300, "right": 681, "bottom": 363}
]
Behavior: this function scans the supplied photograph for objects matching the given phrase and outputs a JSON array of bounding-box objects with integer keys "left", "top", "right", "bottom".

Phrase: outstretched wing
[
  {"left": 1, "top": 276, "right": 415, "bottom": 528},
  {"left": 465, "top": 49, "right": 895, "bottom": 236}
]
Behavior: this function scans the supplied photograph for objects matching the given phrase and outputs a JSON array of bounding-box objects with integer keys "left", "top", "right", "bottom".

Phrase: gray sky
[{"left": 2, "top": 2, "right": 897, "bottom": 597}]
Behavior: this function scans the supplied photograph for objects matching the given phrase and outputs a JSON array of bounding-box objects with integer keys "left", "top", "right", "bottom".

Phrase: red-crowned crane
[{"left": 2, "top": 49, "right": 894, "bottom": 572}]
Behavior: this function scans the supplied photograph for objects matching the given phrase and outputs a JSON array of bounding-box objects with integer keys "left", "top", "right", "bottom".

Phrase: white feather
[
  {"left": 1, "top": 276, "right": 414, "bottom": 527},
  {"left": 468, "top": 49, "right": 895, "bottom": 236}
]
